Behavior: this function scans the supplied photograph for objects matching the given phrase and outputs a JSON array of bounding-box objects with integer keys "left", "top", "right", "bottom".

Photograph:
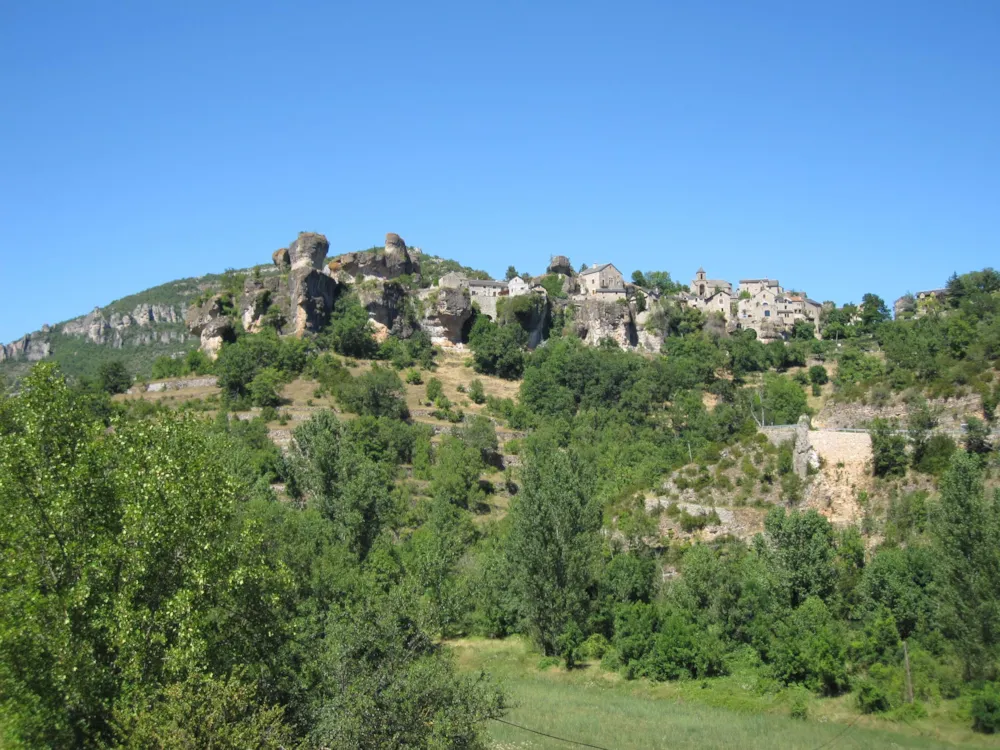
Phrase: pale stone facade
[
  {"left": 579, "top": 263, "right": 625, "bottom": 295},
  {"left": 507, "top": 276, "right": 530, "bottom": 297}
]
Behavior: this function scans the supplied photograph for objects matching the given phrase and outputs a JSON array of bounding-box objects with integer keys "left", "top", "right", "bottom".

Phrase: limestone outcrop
[
  {"left": 185, "top": 295, "right": 236, "bottom": 358},
  {"left": 272, "top": 247, "right": 290, "bottom": 271},
  {"left": 0, "top": 333, "right": 51, "bottom": 363},
  {"left": 329, "top": 233, "right": 419, "bottom": 281},
  {"left": 572, "top": 297, "right": 638, "bottom": 348},
  {"left": 792, "top": 415, "right": 817, "bottom": 479},
  {"left": 186, "top": 232, "right": 341, "bottom": 351},
  {"left": 547, "top": 255, "right": 574, "bottom": 276},
  {"left": 419, "top": 286, "right": 474, "bottom": 345},
  {"left": 357, "top": 280, "right": 412, "bottom": 337}
]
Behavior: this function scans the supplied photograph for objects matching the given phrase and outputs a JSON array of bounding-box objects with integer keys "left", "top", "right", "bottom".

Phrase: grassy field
[{"left": 451, "top": 637, "right": 992, "bottom": 750}]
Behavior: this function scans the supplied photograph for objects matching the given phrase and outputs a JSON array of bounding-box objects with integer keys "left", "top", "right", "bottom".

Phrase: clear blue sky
[{"left": 2, "top": 1, "right": 999, "bottom": 343}]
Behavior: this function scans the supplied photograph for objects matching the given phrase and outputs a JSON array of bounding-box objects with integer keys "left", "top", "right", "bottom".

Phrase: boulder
[
  {"left": 288, "top": 232, "right": 329, "bottom": 270},
  {"left": 288, "top": 265, "right": 339, "bottom": 337},
  {"left": 272, "top": 247, "right": 290, "bottom": 270},
  {"left": 547, "top": 255, "right": 574, "bottom": 276},
  {"left": 240, "top": 275, "right": 284, "bottom": 333}
]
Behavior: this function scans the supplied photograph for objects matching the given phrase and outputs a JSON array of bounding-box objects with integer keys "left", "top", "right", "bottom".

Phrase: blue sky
[{"left": 1, "top": 1, "right": 999, "bottom": 342}]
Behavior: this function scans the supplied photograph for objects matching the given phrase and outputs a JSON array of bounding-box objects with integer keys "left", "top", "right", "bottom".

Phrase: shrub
[
  {"left": 249, "top": 367, "right": 284, "bottom": 408},
  {"left": 98, "top": 360, "right": 132, "bottom": 394},
  {"left": 405, "top": 369, "right": 423, "bottom": 385},
  {"left": 426, "top": 377, "right": 443, "bottom": 403},
  {"left": 973, "top": 684, "right": 1000, "bottom": 734},
  {"left": 857, "top": 680, "right": 890, "bottom": 713},
  {"left": 338, "top": 365, "right": 409, "bottom": 420},
  {"left": 870, "top": 418, "right": 908, "bottom": 478},
  {"left": 468, "top": 379, "right": 486, "bottom": 404}
]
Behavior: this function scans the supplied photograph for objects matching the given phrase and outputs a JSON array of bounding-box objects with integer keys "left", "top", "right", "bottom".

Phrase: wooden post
[{"left": 903, "top": 640, "right": 914, "bottom": 703}]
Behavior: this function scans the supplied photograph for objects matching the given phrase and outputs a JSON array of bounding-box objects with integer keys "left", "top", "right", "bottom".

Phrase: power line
[
  {"left": 496, "top": 707, "right": 865, "bottom": 750},
  {"left": 492, "top": 717, "right": 615, "bottom": 750},
  {"left": 809, "top": 713, "right": 862, "bottom": 750}
]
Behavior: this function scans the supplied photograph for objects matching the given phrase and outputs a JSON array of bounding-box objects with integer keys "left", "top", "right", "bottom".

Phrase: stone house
[
  {"left": 507, "top": 276, "right": 531, "bottom": 297},
  {"left": 689, "top": 268, "right": 733, "bottom": 298},
  {"left": 579, "top": 263, "right": 625, "bottom": 296},
  {"left": 739, "top": 278, "right": 783, "bottom": 297},
  {"left": 467, "top": 278, "right": 508, "bottom": 319}
]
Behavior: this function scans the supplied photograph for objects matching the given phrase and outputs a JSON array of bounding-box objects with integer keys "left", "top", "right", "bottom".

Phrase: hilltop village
[{"left": 179, "top": 232, "right": 831, "bottom": 358}]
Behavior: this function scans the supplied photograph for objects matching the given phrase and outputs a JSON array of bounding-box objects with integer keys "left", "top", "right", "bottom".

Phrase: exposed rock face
[
  {"left": 419, "top": 286, "right": 474, "bottom": 345},
  {"left": 357, "top": 280, "right": 412, "bottom": 336},
  {"left": 59, "top": 304, "right": 182, "bottom": 347},
  {"left": 185, "top": 295, "right": 235, "bottom": 358},
  {"left": 634, "top": 310, "right": 664, "bottom": 352},
  {"left": 547, "top": 255, "right": 574, "bottom": 276},
  {"left": 272, "top": 247, "right": 290, "bottom": 270},
  {"left": 241, "top": 276, "right": 284, "bottom": 333},
  {"left": 289, "top": 232, "right": 329, "bottom": 270},
  {"left": 330, "top": 233, "right": 419, "bottom": 281},
  {"left": 289, "top": 263, "right": 339, "bottom": 336},
  {"left": 0, "top": 333, "right": 51, "bottom": 362},
  {"left": 572, "top": 297, "right": 637, "bottom": 348},
  {"left": 792, "top": 415, "right": 817, "bottom": 479}
]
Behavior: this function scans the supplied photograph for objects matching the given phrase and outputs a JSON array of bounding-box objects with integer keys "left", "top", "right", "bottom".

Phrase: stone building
[
  {"left": 734, "top": 278, "right": 822, "bottom": 339},
  {"left": 579, "top": 263, "right": 626, "bottom": 297},
  {"left": 689, "top": 268, "right": 733, "bottom": 298},
  {"left": 507, "top": 276, "right": 531, "bottom": 297},
  {"left": 467, "top": 279, "right": 508, "bottom": 319}
]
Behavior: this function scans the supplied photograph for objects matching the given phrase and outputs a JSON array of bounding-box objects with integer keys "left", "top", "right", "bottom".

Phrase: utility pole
[{"left": 903, "top": 640, "right": 914, "bottom": 704}]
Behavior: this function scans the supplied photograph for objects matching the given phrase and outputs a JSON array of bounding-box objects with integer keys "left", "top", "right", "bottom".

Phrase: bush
[
  {"left": 249, "top": 367, "right": 284, "bottom": 408},
  {"left": 405, "top": 368, "right": 423, "bottom": 385},
  {"left": 809, "top": 365, "right": 829, "bottom": 385},
  {"left": 973, "top": 684, "right": 1000, "bottom": 734},
  {"left": 468, "top": 379, "right": 486, "bottom": 404},
  {"left": 426, "top": 377, "right": 443, "bottom": 403},
  {"left": 338, "top": 365, "right": 409, "bottom": 419},
  {"left": 857, "top": 680, "right": 890, "bottom": 713},
  {"left": 870, "top": 418, "right": 908, "bottom": 478},
  {"left": 98, "top": 360, "right": 132, "bottom": 394}
]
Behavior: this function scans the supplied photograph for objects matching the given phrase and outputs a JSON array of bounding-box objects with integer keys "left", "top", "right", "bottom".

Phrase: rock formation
[
  {"left": 0, "top": 333, "right": 51, "bottom": 363},
  {"left": 419, "top": 286, "right": 474, "bottom": 345},
  {"left": 185, "top": 295, "right": 235, "bottom": 358},
  {"left": 357, "top": 280, "right": 412, "bottom": 337},
  {"left": 572, "top": 297, "right": 638, "bottom": 348},
  {"left": 792, "top": 415, "right": 819, "bottom": 479},
  {"left": 329, "top": 233, "right": 419, "bottom": 281},
  {"left": 272, "top": 247, "right": 290, "bottom": 271},
  {"left": 547, "top": 255, "right": 574, "bottom": 276},
  {"left": 186, "top": 232, "right": 341, "bottom": 353}
]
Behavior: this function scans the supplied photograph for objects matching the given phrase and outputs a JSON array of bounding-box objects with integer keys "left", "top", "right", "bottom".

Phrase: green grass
[{"left": 450, "top": 637, "right": 989, "bottom": 750}]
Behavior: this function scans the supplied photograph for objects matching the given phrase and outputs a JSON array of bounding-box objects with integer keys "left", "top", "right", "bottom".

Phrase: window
[{"left": 765, "top": 310, "right": 770, "bottom": 317}]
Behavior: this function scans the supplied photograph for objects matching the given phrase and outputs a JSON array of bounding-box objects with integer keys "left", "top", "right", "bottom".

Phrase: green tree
[
  {"left": 506, "top": 442, "right": 601, "bottom": 654},
  {"left": 468, "top": 378, "right": 486, "bottom": 404},
  {"left": 870, "top": 418, "right": 908, "bottom": 477},
  {"left": 505, "top": 265, "right": 520, "bottom": 281},
  {"left": 98, "top": 359, "right": 132, "bottom": 394},
  {"left": 322, "top": 294, "right": 378, "bottom": 358},
  {"left": 859, "top": 293, "right": 891, "bottom": 334},
  {"left": 337, "top": 365, "right": 408, "bottom": 419},
  {"left": 764, "top": 507, "right": 837, "bottom": 607},
  {"left": 249, "top": 366, "right": 285, "bottom": 408},
  {"left": 965, "top": 416, "right": 993, "bottom": 455},
  {"left": 933, "top": 452, "right": 1000, "bottom": 679},
  {"left": 808, "top": 365, "right": 829, "bottom": 386},
  {"left": 431, "top": 435, "right": 484, "bottom": 509},
  {"left": 310, "top": 591, "right": 506, "bottom": 749},
  {"left": 468, "top": 317, "right": 526, "bottom": 380},
  {"left": 0, "top": 365, "right": 289, "bottom": 747}
]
